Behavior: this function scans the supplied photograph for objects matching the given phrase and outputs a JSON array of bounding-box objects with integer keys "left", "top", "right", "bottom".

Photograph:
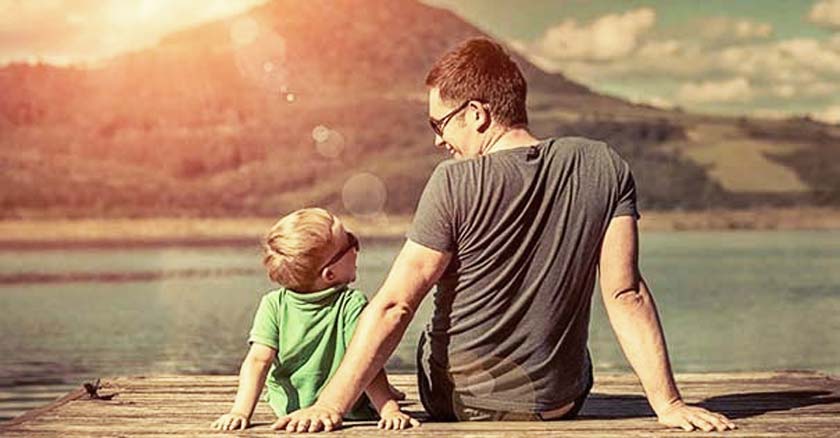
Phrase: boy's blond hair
[{"left": 262, "top": 208, "right": 336, "bottom": 290}]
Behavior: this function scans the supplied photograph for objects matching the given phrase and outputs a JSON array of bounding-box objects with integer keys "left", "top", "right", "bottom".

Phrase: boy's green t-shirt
[{"left": 248, "top": 284, "right": 377, "bottom": 420}]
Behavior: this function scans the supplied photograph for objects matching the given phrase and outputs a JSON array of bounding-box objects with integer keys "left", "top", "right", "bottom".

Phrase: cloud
[
  {"left": 812, "top": 105, "right": 840, "bottom": 124},
  {"left": 809, "top": 0, "right": 840, "bottom": 29},
  {"left": 694, "top": 16, "right": 773, "bottom": 41},
  {"left": 772, "top": 84, "right": 796, "bottom": 98},
  {"left": 530, "top": 8, "right": 656, "bottom": 61},
  {"left": 677, "top": 77, "right": 754, "bottom": 103}
]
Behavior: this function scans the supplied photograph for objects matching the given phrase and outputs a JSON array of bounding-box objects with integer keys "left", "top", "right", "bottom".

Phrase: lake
[{"left": 1, "top": 231, "right": 839, "bottom": 421}]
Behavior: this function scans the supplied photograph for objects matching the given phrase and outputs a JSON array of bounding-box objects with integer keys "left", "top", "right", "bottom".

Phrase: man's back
[{"left": 408, "top": 136, "right": 639, "bottom": 414}]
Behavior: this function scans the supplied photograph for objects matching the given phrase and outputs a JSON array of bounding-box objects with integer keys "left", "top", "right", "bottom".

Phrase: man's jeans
[
  {"left": 418, "top": 332, "right": 594, "bottom": 422},
  {"left": 451, "top": 367, "right": 593, "bottom": 421}
]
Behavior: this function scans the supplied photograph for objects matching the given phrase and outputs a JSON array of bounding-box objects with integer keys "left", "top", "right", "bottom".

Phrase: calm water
[{"left": 1, "top": 231, "right": 839, "bottom": 420}]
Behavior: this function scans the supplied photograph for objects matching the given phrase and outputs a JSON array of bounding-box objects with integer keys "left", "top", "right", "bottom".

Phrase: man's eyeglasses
[
  {"left": 429, "top": 100, "right": 472, "bottom": 137},
  {"left": 321, "top": 232, "right": 359, "bottom": 270}
]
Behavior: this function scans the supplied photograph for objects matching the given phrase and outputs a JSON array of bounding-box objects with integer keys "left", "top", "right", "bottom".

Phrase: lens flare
[
  {"left": 312, "top": 126, "right": 345, "bottom": 158},
  {"left": 312, "top": 125, "right": 331, "bottom": 143},
  {"left": 342, "top": 173, "right": 387, "bottom": 217},
  {"left": 230, "top": 15, "right": 290, "bottom": 93},
  {"left": 229, "top": 17, "right": 259, "bottom": 47}
]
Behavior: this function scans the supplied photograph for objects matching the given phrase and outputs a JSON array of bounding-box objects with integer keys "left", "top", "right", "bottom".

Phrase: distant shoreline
[{"left": 1, "top": 207, "right": 839, "bottom": 250}]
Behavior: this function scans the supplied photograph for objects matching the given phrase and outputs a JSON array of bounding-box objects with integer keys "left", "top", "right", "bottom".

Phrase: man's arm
[
  {"left": 272, "top": 239, "right": 451, "bottom": 433},
  {"left": 599, "top": 216, "right": 736, "bottom": 432}
]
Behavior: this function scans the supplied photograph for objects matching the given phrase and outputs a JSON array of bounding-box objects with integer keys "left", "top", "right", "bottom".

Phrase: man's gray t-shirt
[{"left": 407, "top": 136, "right": 639, "bottom": 415}]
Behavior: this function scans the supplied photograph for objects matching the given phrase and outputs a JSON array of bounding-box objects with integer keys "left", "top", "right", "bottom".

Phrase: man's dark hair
[{"left": 426, "top": 37, "right": 528, "bottom": 127}]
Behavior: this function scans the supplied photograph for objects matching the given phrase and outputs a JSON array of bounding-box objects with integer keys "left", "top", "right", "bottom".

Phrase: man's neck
[{"left": 480, "top": 125, "right": 541, "bottom": 156}]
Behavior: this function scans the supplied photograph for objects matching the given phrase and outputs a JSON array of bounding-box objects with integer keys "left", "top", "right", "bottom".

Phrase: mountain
[{"left": 1, "top": 0, "right": 839, "bottom": 219}]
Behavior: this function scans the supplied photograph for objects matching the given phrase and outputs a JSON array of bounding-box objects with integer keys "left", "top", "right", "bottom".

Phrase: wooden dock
[{"left": 1, "top": 372, "right": 838, "bottom": 437}]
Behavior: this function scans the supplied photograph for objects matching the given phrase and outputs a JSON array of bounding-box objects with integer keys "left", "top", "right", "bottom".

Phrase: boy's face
[{"left": 321, "top": 217, "right": 358, "bottom": 286}]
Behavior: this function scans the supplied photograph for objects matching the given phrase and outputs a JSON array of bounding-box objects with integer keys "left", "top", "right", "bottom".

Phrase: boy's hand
[
  {"left": 211, "top": 412, "right": 249, "bottom": 430},
  {"left": 377, "top": 404, "right": 420, "bottom": 430}
]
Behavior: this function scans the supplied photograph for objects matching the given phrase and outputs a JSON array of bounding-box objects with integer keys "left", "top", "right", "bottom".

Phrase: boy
[{"left": 211, "top": 208, "right": 418, "bottom": 431}]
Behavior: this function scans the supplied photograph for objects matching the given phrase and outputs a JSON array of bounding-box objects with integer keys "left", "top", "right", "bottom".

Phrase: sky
[{"left": 1, "top": 0, "right": 839, "bottom": 123}]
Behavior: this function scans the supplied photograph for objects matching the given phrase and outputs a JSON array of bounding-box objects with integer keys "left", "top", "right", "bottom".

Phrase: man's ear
[{"left": 473, "top": 102, "right": 491, "bottom": 133}]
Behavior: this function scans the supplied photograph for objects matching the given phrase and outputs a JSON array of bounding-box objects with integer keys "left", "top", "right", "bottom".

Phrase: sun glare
[{"left": 6, "top": 0, "right": 270, "bottom": 65}]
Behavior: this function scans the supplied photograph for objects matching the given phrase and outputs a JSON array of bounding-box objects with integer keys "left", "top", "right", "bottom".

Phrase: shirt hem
[
  {"left": 248, "top": 336, "right": 279, "bottom": 350},
  {"left": 455, "top": 373, "right": 590, "bottom": 413}
]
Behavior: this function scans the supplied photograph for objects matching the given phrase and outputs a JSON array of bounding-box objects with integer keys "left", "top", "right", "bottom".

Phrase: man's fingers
[
  {"left": 714, "top": 412, "right": 737, "bottom": 429},
  {"left": 701, "top": 412, "right": 728, "bottom": 432},
  {"left": 671, "top": 417, "right": 694, "bottom": 431},
  {"left": 702, "top": 412, "right": 732, "bottom": 431},
  {"left": 689, "top": 414, "right": 715, "bottom": 432},
  {"left": 295, "top": 418, "right": 311, "bottom": 433},
  {"left": 272, "top": 417, "right": 291, "bottom": 431}
]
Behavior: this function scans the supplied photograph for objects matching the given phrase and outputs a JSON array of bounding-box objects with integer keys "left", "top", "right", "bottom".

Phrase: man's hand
[
  {"left": 657, "top": 400, "right": 736, "bottom": 432},
  {"left": 271, "top": 404, "right": 343, "bottom": 433},
  {"left": 210, "top": 412, "right": 249, "bottom": 431}
]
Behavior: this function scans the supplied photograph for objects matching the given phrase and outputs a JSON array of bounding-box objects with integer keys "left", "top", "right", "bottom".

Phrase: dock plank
[{"left": 1, "top": 372, "right": 838, "bottom": 437}]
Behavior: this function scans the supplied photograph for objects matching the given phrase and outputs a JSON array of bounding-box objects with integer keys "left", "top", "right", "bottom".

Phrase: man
[{"left": 273, "top": 37, "right": 736, "bottom": 433}]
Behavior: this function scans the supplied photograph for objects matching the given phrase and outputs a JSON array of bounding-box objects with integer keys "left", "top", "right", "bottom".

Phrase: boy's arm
[
  {"left": 211, "top": 343, "right": 276, "bottom": 430},
  {"left": 365, "top": 369, "right": 420, "bottom": 430},
  {"left": 364, "top": 368, "right": 397, "bottom": 413}
]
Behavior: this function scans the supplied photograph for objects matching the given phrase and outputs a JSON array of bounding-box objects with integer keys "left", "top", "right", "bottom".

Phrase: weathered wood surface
[{"left": 1, "top": 372, "right": 838, "bottom": 437}]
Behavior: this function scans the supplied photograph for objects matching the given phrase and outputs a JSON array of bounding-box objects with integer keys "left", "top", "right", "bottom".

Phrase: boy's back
[{"left": 249, "top": 284, "right": 375, "bottom": 419}]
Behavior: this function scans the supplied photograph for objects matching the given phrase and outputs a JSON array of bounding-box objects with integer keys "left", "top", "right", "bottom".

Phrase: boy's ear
[{"left": 321, "top": 267, "right": 336, "bottom": 283}]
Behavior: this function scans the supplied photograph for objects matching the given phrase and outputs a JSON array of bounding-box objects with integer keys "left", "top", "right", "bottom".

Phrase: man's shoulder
[
  {"left": 548, "top": 136, "right": 611, "bottom": 155},
  {"left": 432, "top": 157, "right": 469, "bottom": 174}
]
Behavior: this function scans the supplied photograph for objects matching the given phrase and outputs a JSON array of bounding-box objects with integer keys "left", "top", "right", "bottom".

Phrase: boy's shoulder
[
  {"left": 342, "top": 287, "right": 369, "bottom": 306},
  {"left": 260, "top": 287, "right": 287, "bottom": 301},
  {"left": 260, "top": 285, "right": 367, "bottom": 307}
]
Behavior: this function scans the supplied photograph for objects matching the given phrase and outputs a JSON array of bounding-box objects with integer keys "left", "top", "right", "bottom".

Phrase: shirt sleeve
[
  {"left": 342, "top": 290, "right": 369, "bottom": 345},
  {"left": 248, "top": 293, "right": 280, "bottom": 350},
  {"left": 406, "top": 163, "right": 456, "bottom": 252},
  {"left": 607, "top": 147, "right": 641, "bottom": 220}
]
